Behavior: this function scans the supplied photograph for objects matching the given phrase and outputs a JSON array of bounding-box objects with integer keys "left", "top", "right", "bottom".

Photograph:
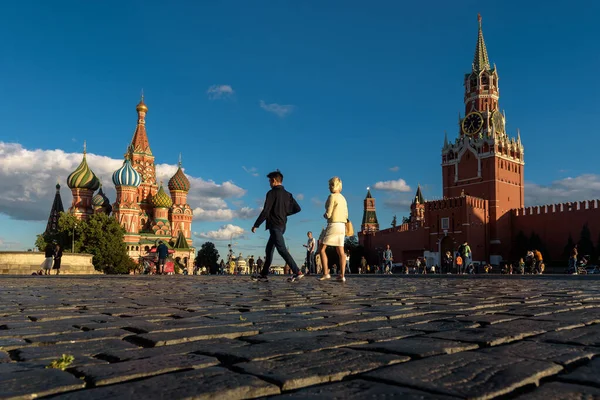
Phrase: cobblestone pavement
[{"left": 2, "top": 275, "right": 600, "bottom": 399}]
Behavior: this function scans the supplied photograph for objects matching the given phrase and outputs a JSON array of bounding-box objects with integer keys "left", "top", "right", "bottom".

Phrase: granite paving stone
[
  {"left": 1, "top": 368, "right": 86, "bottom": 399},
  {"left": 351, "top": 337, "right": 479, "bottom": 358},
  {"left": 558, "top": 357, "right": 600, "bottom": 387},
  {"left": 479, "top": 340, "right": 598, "bottom": 366},
  {"left": 235, "top": 348, "right": 409, "bottom": 390},
  {"left": 55, "top": 367, "right": 280, "bottom": 400},
  {"left": 364, "top": 351, "right": 563, "bottom": 399},
  {"left": 513, "top": 381, "right": 600, "bottom": 399},
  {"left": 270, "top": 379, "right": 457, "bottom": 399},
  {"left": 1, "top": 275, "right": 600, "bottom": 399},
  {"left": 74, "top": 353, "right": 219, "bottom": 386}
]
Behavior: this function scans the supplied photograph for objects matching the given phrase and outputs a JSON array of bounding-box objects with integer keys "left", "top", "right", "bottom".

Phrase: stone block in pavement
[
  {"left": 1, "top": 368, "right": 85, "bottom": 399},
  {"left": 243, "top": 329, "right": 345, "bottom": 343},
  {"left": 351, "top": 337, "right": 478, "bottom": 358},
  {"left": 407, "top": 319, "right": 480, "bottom": 332},
  {"left": 26, "top": 328, "right": 131, "bottom": 345},
  {"left": 235, "top": 348, "right": 408, "bottom": 390},
  {"left": 513, "top": 382, "right": 600, "bottom": 399},
  {"left": 130, "top": 325, "right": 259, "bottom": 347},
  {"left": 535, "top": 323, "right": 600, "bottom": 346},
  {"left": 212, "top": 335, "right": 369, "bottom": 362},
  {"left": 559, "top": 357, "right": 600, "bottom": 387},
  {"left": 531, "top": 309, "right": 600, "bottom": 326},
  {"left": 55, "top": 366, "right": 280, "bottom": 400},
  {"left": 480, "top": 341, "right": 597, "bottom": 367},
  {"left": 96, "top": 338, "right": 250, "bottom": 362},
  {"left": 15, "top": 338, "right": 139, "bottom": 361},
  {"left": 364, "top": 351, "right": 563, "bottom": 399},
  {"left": 0, "top": 338, "right": 28, "bottom": 351},
  {"left": 270, "top": 378, "right": 456, "bottom": 399},
  {"left": 456, "top": 313, "right": 523, "bottom": 325},
  {"left": 345, "top": 327, "right": 423, "bottom": 342},
  {"left": 74, "top": 353, "right": 219, "bottom": 386}
]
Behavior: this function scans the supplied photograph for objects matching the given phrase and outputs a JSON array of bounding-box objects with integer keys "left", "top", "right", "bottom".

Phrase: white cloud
[
  {"left": 192, "top": 206, "right": 259, "bottom": 221},
  {"left": 259, "top": 100, "right": 295, "bottom": 118},
  {"left": 0, "top": 142, "right": 247, "bottom": 222},
  {"left": 195, "top": 224, "right": 245, "bottom": 241},
  {"left": 311, "top": 197, "right": 323, "bottom": 207},
  {"left": 525, "top": 174, "right": 600, "bottom": 206},
  {"left": 383, "top": 196, "right": 413, "bottom": 210},
  {"left": 207, "top": 85, "right": 235, "bottom": 100},
  {"left": 296, "top": 193, "right": 304, "bottom": 201},
  {"left": 373, "top": 179, "right": 411, "bottom": 192},
  {"left": 242, "top": 166, "right": 259, "bottom": 177},
  {"left": 389, "top": 166, "right": 400, "bottom": 172}
]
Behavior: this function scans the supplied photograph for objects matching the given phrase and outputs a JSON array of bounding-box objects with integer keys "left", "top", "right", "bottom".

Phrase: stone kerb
[{"left": 0, "top": 252, "right": 101, "bottom": 275}]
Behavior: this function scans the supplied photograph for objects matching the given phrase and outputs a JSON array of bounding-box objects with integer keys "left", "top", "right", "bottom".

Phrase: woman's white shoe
[{"left": 319, "top": 274, "right": 331, "bottom": 281}]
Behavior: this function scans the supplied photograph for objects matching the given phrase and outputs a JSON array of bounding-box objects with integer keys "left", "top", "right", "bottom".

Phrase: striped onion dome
[
  {"left": 112, "top": 159, "right": 141, "bottom": 187},
  {"left": 168, "top": 165, "right": 190, "bottom": 192},
  {"left": 92, "top": 186, "right": 110, "bottom": 207},
  {"left": 151, "top": 184, "right": 173, "bottom": 208},
  {"left": 67, "top": 154, "right": 100, "bottom": 190}
]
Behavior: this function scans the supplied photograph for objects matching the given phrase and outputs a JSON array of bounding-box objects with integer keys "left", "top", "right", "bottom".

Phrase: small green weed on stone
[
  {"left": 46, "top": 354, "right": 74, "bottom": 370},
  {"left": 239, "top": 315, "right": 247, "bottom": 321}
]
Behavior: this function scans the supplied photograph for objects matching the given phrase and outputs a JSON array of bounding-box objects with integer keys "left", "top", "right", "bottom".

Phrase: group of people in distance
[
  {"left": 37, "top": 241, "right": 63, "bottom": 275},
  {"left": 251, "top": 170, "right": 349, "bottom": 283}
]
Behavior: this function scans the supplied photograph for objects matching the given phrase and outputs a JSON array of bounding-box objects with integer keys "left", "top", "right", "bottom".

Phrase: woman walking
[
  {"left": 41, "top": 243, "right": 54, "bottom": 275},
  {"left": 319, "top": 177, "right": 349, "bottom": 282},
  {"left": 53, "top": 243, "right": 63, "bottom": 275}
]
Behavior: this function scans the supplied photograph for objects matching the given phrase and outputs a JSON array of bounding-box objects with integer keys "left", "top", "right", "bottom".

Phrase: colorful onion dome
[
  {"left": 168, "top": 165, "right": 190, "bottom": 192},
  {"left": 67, "top": 154, "right": 100, "bottom": 191},
  {"left": 112, "top": 159, "right": 141, "bottom": 187},
  {"left": 136, "top": 95, "right": 148, "bottom": 113},
  {"left": 151, "top": 184, "right": 173, "bottom": 208},
  {"left": 92, "top": 186, "right": 110, "bottom": 207}
]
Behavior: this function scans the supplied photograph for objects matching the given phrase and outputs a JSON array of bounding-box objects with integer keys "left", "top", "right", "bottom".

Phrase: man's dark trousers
[{"left": 261, "top": 228, "right": 300, "bottom": 275}]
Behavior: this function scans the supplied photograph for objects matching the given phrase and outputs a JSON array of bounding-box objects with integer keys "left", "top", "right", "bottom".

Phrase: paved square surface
[{"left": 1, "top": 275, "right": 600, "bottom": 399}]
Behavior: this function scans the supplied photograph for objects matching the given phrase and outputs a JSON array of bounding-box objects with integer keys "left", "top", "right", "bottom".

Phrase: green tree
[
  {"left": 195, "top": 242, "right": 220, "bottom": 274},
  {"left": 35, "top": 212, "right": 134, "bottom": 274},
  {"left": 511, "top": 230, "right": 529, "bottom": 261},
  {"left": 578, "top": 223, "right": 595, "bottom": 259},
  {"left": 391, "top": 215, "right": 397, "bottom": 228},
  {"left": 562, "top": 234, "right": 575, "bottom": 260}
]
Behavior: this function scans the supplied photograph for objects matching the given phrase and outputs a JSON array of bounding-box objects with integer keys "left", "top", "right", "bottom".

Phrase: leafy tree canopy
[
  {"left": 36, "top": 212, "right": 135, "bottom": 274},
  {"left": 195, "top": 242, "right": 220, "bottom": 274}
]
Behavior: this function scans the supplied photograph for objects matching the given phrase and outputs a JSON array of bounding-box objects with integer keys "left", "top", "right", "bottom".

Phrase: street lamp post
[{"left": 72, "top": 223, "right": 77, "bottom": 253}]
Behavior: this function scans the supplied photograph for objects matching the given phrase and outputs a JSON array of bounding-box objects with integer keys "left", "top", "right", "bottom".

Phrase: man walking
[
  {"left": 383, "top": 245, "right": 393, "bottom": 274},
  {"left": 251, "top": 170, "right": 303, "bottom": 282},
  {"left": 303, "top": 231, "right": 316, "bottom": 274},
  {"left": 459, "top": 241, "right": 471, "bottom": 272},
  {"left": 156, "top": 241, "right": 169, "bottom": 275}
]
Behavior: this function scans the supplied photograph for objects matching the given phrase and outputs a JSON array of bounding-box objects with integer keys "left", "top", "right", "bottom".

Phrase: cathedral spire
[
  {"left": 130, "top": 95, "right": 152, "bottom": 156},
  {"left": 45, "top": 182, "right": 65, "bottom": 235},
  {"left": 472, "top": 14, "right": 491, "bottom": 73}
]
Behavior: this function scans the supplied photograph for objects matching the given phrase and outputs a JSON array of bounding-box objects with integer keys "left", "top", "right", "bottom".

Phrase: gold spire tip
[
  {"left": 83, "top": 140, "right": 87, "bottom": 155},
  {"left": 478, "top": 13, "right": 482, "bottom": 25},
  {"left": 178, "top": 153, "right": 182, "bottom": 167}
]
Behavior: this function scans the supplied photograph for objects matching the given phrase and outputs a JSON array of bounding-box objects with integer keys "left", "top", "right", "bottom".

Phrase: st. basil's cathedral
[{"left": 55, "top": 97, "right": 195, "bottom": 268}]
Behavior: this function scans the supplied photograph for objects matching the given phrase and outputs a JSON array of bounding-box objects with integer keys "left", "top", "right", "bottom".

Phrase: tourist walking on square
[
  {"left": 345, "top": 251, "right": 351, "bottom": 274},
  {"left": 248, "top": 255, "right": 255, "bottom": 275},
  {"left": 459, "top": 241, "right": 471, "bottom": 271},
  {"left": 251, "top": 170, "right": 303, "bottom": 282},
  {"left": 303, "top": 231, "right": 316, "bottom": 274},
  {"left": 359, "top": 256, "right": 367, "bottom": 274},
  {"left": 383, "top": 245, "right": 393, "bottom": 275},
  {"left": 455, "top": 253, "right": 463, "bottom": 274},
  {"left": 534, "top": 249, "right": 544, "bottom": 274},
  {"left": 442, "top": 251, "right": 453, "bottom": 274},
  {"left": 53, "top": 243, "right": 63, "bottom": 275},
  {"left": 41, "top": 242, "right": 54, "bottom": 275},
  {"left": 156, "top": 241, "right": 169, "bottom": 275},
  {"left": 319, "top": 177, "right": 349, "bottom": 282}
]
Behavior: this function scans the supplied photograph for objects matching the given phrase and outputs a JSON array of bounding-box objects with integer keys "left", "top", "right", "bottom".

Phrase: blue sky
[{"left": 0, "top": 1, "right": 599, "bottom": 263}]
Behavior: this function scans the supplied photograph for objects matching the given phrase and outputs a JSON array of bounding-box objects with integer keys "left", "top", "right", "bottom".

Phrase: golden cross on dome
[
  {"left": 178, "top": 153, "right": 182, "bottom": 167},
  {"left": 83, "top": 140, "right": 87, "bottom": 155}
]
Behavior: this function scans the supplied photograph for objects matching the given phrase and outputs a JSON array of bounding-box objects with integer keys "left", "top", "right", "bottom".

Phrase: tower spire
[
  {"left": 472, "top": 13, "right": 491, "bottom": 72},
  {"left": 178, "top": 153, "right": 182, "bottom": 167},
  {"left": 443, "top": 131, "right": 449, "bottom": 148}
]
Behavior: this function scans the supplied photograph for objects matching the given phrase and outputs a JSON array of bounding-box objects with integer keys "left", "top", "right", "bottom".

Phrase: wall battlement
[
  {"left": 378, "top": 222, "right": 415, "bottom": 234},
  {"left": 425, "top": 195, "right": 487, "bottom": 211},
  {"left": 512, "top": 199, "right": 600, "bottom": 216}
]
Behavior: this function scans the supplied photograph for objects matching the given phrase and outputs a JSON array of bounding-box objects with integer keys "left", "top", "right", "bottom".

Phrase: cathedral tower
[
  {"left": 45, "top": 182, "right": 64, "bottom": 235},
  {"left": 409, "top": 185, "right": 425, "bottom": 229},
  {"left": 361, "top": 188, "right": 379, "bottom": 233},
  {"left": 127, "top": 96, "right": 158, "bottom": 222},
  {"left": 168, "top": 157, "right": 193, "bottom": 243},
  {"left": 112, "top": 157, "right": 142, "bottom": 246},
  {"left": 67, "top": 144, "right": 100, "bottom": 221},
  {"left": 441, "top": 15, "right": 525, "bottom": 261}
]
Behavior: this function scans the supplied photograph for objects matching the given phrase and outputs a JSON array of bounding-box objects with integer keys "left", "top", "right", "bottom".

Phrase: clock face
[
  {"left": 492, "top": 111, "right": 504, "bottom": 134},
  {"left": 462, "top": 112, "right": 484, "bottom": 136}
]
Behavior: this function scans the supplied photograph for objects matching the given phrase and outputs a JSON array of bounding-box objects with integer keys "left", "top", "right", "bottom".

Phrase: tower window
[{"left": 441, "top": 217, "right": 449, "bottom": 230}]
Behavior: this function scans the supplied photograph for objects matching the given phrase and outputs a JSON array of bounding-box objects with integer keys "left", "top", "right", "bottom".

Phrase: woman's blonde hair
[{"left": 328, "top": 176, "right": 342, "bottom": 193}]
